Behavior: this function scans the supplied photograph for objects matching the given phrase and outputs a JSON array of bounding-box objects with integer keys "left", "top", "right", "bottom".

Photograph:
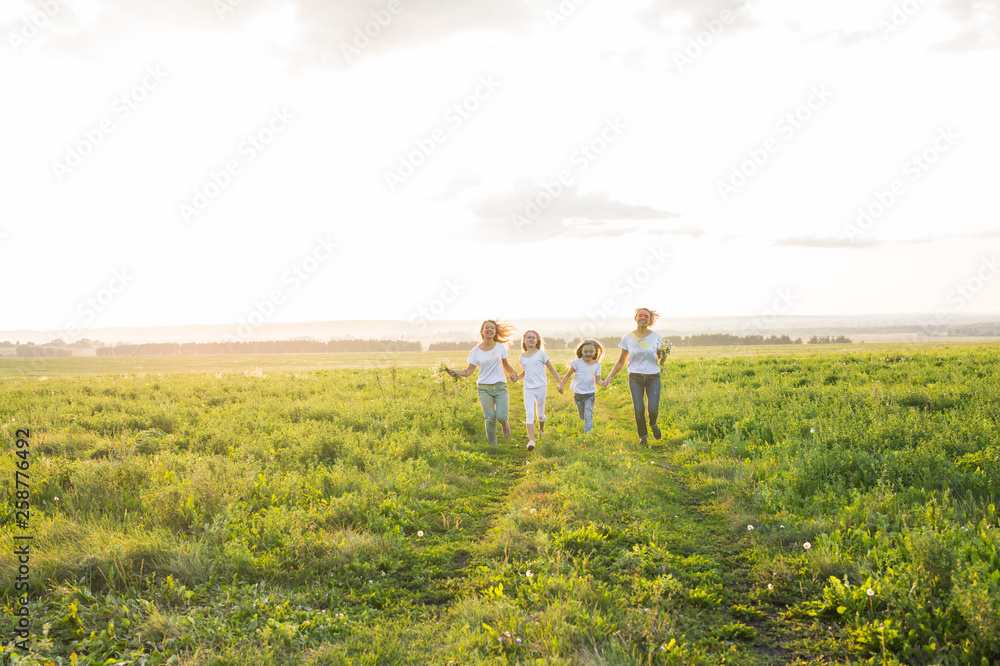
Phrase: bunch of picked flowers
[
  {"left": 434, "top": 363, "right": 460, "bottom": 383},
  {"left": 657, "top": 339, "right": 673, "bottom": 373}
]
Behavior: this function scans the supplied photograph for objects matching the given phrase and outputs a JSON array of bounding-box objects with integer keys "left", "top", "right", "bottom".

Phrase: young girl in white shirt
[
  {"left": 513, "top": 330, "right": 562, "bottom": 451},
  {"left": 558, "top": 339, "right": 604, "bottom": 435},
  {"left": 447, "top": 319, "right": 519, "bottom": 446}
]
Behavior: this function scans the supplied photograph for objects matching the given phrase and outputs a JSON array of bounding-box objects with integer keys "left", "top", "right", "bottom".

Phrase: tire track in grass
[
  {"left": 442, "top": 390, "right": 586, "bottom": 564},
  {"left": 647, "top": 445, "right": 805, "bottom": 664},
  {"left": 423, "top": 398, "right": 585, "bottom": 603},
  {"left": 410, "top": 434, "right": 531, "bottom": 609},
  {"left": 425, "top": 378, "right": 793, "bottom": 661},
  {"left": 419, "top": 382, "right": 806, "bottom": 661},
  {"left": 437, "top": 433, "right": 795, "bottom": 661},
  {"left": 320, "top": 433, "right": 536, "bottom": 663}
]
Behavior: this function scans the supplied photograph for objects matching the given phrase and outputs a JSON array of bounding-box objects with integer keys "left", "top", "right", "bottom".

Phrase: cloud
[
  {"left": 773, "top": 231, "right": 998, "bottom": 248},
  {"left": 468, "top": 181, "right": 685, "bottom": 243},
  {"left": 287, "top": 0, "right": 534, "bottom": 69},
  {"left": 930, "top": 29, "right": 1000, "bottom": 53},
  {"left": 895, "top": 229, "right": 1000, "bottom": 245},
  {"left": 933, "top": 0, "right": 1000, "bottom": 50},
  {"left": 773, "top": 235, "right": 884, "bottom": 248},
  {"left": 844, "top": 0, "right": 1000, "bottom": 52},
  {"left": 633, "top": 0, "right": 1000, "bottom": 53},
  {"left": 635, "top": 0, "right": 756, "bottom": 35},
  {"left": 3, "top": 0, "right": 536, "bottom": 66}
]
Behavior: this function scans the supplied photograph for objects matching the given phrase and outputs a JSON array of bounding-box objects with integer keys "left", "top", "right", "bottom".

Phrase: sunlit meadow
[{"left": 2, "top": 343, "right": 999, "bottom": 664}]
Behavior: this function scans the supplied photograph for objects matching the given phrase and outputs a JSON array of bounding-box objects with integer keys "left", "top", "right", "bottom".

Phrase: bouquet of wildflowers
[
  {"left": 657, "top": 339, "right": 673, "bottom": 374},
  {"left": 437, "top": 363, "right": 460, "bottom": 382}
]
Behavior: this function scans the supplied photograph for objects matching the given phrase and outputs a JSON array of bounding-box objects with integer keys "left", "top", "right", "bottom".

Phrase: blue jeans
[
  {"left": 477, "top": 382, "right": 509, "bottom": 445},
  {"left": 574, "top": 393, "right": 595, "bottom": 433},
  {"left": 628, "top": 373, "right": 660, "bottom": 438}
]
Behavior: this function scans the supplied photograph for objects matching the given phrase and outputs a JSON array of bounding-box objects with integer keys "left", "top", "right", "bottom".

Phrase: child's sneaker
[
  {"left": 639, "top": 436, "right": 648, "bottom": 446},
  {"left": 526, "top": 440, "right": 535, "bottom": 451},
  {"left": 502, "top": 422, "right": 511, "bottom": 439},
  {"left": 538, "top": 420, "right": 545, "bottom": 435},
  {"left": 651, "top": 425, "right": 661, "bottom": 440}
]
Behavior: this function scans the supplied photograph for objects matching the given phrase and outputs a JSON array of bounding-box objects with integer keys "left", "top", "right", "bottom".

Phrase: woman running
[{"left": 603, "top": 307, "right": 665, "bottom": 445}]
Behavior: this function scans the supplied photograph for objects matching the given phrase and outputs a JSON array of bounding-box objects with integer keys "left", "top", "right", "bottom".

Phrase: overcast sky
[{"left": 2, "top": 0, "right": 998, "bottom": 340}]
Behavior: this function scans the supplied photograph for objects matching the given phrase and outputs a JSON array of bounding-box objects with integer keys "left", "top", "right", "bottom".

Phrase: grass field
[{"left": 3, "top": 344, "right": 1000, "bottom": 664}]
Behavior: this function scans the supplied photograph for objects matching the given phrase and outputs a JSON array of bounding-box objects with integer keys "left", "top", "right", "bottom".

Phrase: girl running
[
  {"left": 513, "top": 330, "right": 562, "bottom": 451},
  {"left": 447, "top": 320, "right": 518, "bottom": 446},
  {"left": 558, "top": 339, "right": 604, "bottom": 434}
]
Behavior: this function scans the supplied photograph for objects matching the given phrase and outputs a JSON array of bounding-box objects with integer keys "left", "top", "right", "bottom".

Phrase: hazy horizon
[{"left": 4, "top": 311, "right": 999, "bottom": 347}]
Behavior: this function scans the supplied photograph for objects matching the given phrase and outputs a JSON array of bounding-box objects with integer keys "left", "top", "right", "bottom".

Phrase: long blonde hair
[{"left": 480, "top": 319, "right": 516, "bottom": 345}]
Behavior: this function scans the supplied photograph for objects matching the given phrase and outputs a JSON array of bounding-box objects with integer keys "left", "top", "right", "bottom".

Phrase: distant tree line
[
  {"left": 934, "top": 323, "right": 1000, "bottom": 337},
  {"left": 14, "top": 345, "right": 73, "bottom": 357},
  {"left": 431, "top": 337, "right": 615, "bottom": 351},
  {"left": 430, "top": 337, "right": 577, "bottom": 351},
  {"left": 427, "top": 341, "right": 478, "bottom": 351},
  {"left": 430, "top": 334, "right": 832, "bottom": 351},
  {"left": 96, "top": 339, "right": 422, "bottom": 356},
  {"left": 670, "top": 334, "right": 801, "bottom": 346},
  {"left": 3, "top": 332, "right": 860, "bottom": 358}
]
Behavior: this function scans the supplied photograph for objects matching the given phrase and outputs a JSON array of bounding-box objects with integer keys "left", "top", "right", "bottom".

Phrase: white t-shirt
[
  {"left": 468, "top": 344, "right": 508, "bottom": 384},
  {"left": 519, "top": 350, "right": 551, "bottom": 389},
  {"left": 619, "top": 331, "right": 663, "bottom": 374},
  {"left": 570, "top": 358, "right": 601, "bottom": 394}
]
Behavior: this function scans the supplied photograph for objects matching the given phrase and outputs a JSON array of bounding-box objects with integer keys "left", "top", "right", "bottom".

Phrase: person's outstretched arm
[
  {"left": 604, "top": 349, "right": 628, "bottom": 383},
  {"left": 449, "top": 363, "right": 477, "bottom": 378},
  {"left": 558, "top": 364, "right": 575, "bottom": 392},
  {"left": 545, "top": 359, "right": 561, "bottom": 383}
]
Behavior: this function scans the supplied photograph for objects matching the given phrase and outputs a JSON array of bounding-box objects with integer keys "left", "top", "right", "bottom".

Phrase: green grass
[
  {"left": 0, "top": 352, "right": 450, "bottom": 378},
  {"left": 2, "top": 344, "right": 1000, "bottom": 664}
]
